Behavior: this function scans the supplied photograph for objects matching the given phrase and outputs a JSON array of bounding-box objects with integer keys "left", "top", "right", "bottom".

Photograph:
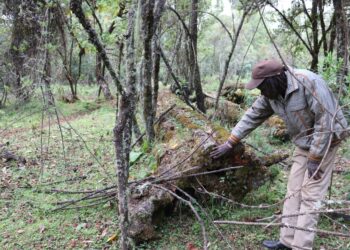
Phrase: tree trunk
[
  {"left": 8, "top": 0, "right": 41, "bottom": 101},
  {"left": 96, "top": 54, "right": 113, "bottom": 100},
  {"left": 333, "top": 0, "right": 349, "bottom": 86},
  {"left": 114, "top": 1, "right": 137, "bottom": 249},
  {"left": 69, "top": 5, "right": 133, "bottom": 248},
  {"left": 189, "top": 0, "right": 206, "bottom": 112},
  {"left": 132, "top": 115, "right": 143, "bottom": 146},
  {"left": 310, "top": 0, "right": 319, "bottom": 72},
  {"left": 151, "top": 0, "right": 166, "bottom": 127},
  {"left": 43, "top": 45, "right": 54, "bottom": 106},
  {"left": 141, "top": 0, "right": 156, "bottom": 142},
  {"left": 43, "top": 5, "right": 54, "bottom": 105},
  {"left": 115, "top": 95, "right": 133, "bottom": 250}
]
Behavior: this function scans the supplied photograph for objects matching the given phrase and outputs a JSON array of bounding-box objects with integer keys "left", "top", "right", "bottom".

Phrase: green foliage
[
  {"left": 319, "top": 52, "right": 344, "bottom": 91},
  {"left": 130, "top": 151, "right": 143, "bottom": 165}
]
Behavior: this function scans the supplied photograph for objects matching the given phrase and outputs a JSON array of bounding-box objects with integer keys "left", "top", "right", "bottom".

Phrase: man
[{"left": 210, "top": 59, "right": 348, "bottom": 250}]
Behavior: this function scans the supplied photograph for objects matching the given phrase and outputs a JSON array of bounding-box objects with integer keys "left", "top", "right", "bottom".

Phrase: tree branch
[
  {"left": 70, "top": 0, "right": 125, "bottom": 97},
  {"left": 267, "top": 0, "right": 313, "bottom": 54}
]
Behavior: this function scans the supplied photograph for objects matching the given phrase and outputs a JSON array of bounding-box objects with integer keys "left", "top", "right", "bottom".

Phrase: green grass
[{"left": 0, "top": 84, "right": 349, "bottom": 249}]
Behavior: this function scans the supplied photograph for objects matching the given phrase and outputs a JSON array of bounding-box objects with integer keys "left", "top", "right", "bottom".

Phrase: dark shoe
[{"left": 262, "top": 240, "right": 291, "bottom": 250}]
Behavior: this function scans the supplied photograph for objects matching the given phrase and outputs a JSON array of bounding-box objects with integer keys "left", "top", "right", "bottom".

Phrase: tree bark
[
  {"left": 141, "top": 0, "right": 156, "bottom": 142},
  {"left": 115, "top": 95, "right": 133, "bottom": 250},
  {"left": 114, "top": 1, "right": 137, "bottom": 249},
  {"left": 132, "top": 115, "right": 143, "bottom": 146},
  {"left": 310, "top": 0, "right": 319, "bottom": 72},
  {"left": 333, "top": 0, "right": 349, "bottom": 86},
  {"left": 189, "top": 0, "right": 206, "bottom": 112},
  {"left": 43, "top": 53, "right": 54, "bottom": 105},
  {"left": 96, "top": 54, "right": 113, "bottom": 100},
  {"left": 151, "top": 0, "right": 166, "bottom": 127},
  {"left": 8, "top": 0, "right": 41, "bottom": 101},
  {"left": 41, "top": 5, "right": 54, "bottom": 106}
]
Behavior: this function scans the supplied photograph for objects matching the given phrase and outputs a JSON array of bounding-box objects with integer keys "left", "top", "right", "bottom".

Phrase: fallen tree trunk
[
  {"left": 220, "top": 84, "right": 246, "bottom": 104},
  {"left": 127, "top": 90, "right": 288, "bottom": 242},
  {"left": 204, "top": 92, "right": 241, "bottom": 124}
]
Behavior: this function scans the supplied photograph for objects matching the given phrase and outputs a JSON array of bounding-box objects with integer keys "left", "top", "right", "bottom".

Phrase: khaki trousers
[{"left": 279, "top": 146, "right": 338, "bottom": 250}]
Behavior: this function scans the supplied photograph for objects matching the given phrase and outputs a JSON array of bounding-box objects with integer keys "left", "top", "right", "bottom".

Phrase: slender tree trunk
[
  {"left": 333, "top": 0, "right": 349, "bottom": 86},
  {"left": 310, "top": 0, "right": 319, "bottom": 72},
  {"left": 68, "top": 6, "right": 133, "bottom": 247},
  {"left": 152, "top": 42, "right": 160, "bottom": 118},
  {"left": 43, "top": 46, "right": 54, "bottom": 105},
  {"left": 114, "top": 95, "right": 133, "bottom": 250},
  {"left": 151, "top": 0, "right": 166, "bottom": 126},
  {"left": 165, "top": 31, "right": 182, "bottom": 85},
  {"left": 9, "top": 0, "right": 40, "bottom": 101},
  {"left": 96, "top": 54, "right": 113, "bottom": 100},
  {"left": 189, "top": 0, "right": 206, "bottom": 112},
  {"left": 117, "top": 41, "right": 124, "bottom": 78},
  {"left": 329, "top": 20, "right": 337, "bottom": 54},
  {"left": 141, "top": 0, "right": 155, "bottom": 142},
  {"left": 160, "top": 46, "right": 195, "bottom": 110},
  {"left": 132, "top": 114, "right": 143, "bottom": 146},
  {"left": 114, "top": 1, "right": 137, "bottom": 248},
  {"left": 214, "top": 10, "right": 248, "bottom": 111},
  {"left": 91, "top": 0, "right": 113, "bottom": 100}
]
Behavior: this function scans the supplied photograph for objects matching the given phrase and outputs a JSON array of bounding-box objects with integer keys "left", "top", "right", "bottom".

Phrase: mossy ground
[{"left": 0, "top": 85, "right": 349, "bottom": 249}]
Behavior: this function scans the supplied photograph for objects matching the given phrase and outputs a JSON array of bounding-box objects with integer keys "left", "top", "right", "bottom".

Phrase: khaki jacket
[{"left": 231, "top": 67, "right": 349, "bottom": 160}]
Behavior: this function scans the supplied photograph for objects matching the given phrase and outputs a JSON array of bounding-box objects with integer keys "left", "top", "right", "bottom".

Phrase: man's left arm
[
  {"left": 305, "top": 77, "right": 338, "bottom": 160},
  {"left": 304, "top": 76, "right": 338, "bottom": 178}
]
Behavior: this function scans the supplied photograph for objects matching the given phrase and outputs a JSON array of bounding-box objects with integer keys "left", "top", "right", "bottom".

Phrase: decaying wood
[
  {"left": 220, "top": 84, "right": 246, "bottom": 104},
  {"left": 265, "top": 115, "right": 289, "bottom": 142},
  {"left": 126, "top": 90, "right": 288, "bottom": 242},
  {"left": 210, "top": 87, "right": 289, "bottom": 141},
  {"left": 204, "top": 93, "right": 241, "bottom": 124},
  {"left": 0, "top": 147, "right": 26, "bottom": 165}
]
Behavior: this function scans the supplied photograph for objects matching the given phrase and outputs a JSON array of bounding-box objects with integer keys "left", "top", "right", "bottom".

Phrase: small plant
[{"left": 319, "top": 52, "right": 343, "bottom": 92}]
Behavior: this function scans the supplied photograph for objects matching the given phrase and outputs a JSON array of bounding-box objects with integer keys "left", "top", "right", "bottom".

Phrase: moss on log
[{"left": 128, "top": 90, "right": 288, "bottom": 243}]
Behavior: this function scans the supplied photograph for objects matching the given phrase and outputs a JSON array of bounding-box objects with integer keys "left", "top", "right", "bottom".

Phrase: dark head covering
[{"left": 246, "top": 59, "right": 285, "bottom": 90}]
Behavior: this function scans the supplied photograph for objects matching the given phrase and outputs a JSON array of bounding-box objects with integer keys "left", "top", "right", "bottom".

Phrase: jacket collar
[{"left": 285, "top": 66, "right": 299, "bottom": 97}]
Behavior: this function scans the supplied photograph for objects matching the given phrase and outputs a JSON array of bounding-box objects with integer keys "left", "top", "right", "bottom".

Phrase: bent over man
[{"left": 211, "top": 59, "right": 348, "bottom": 250}]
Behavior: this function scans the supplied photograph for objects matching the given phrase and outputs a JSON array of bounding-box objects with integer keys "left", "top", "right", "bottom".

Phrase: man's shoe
[{"left": 262, "top": 240, "right": 291, "bottom": 250}]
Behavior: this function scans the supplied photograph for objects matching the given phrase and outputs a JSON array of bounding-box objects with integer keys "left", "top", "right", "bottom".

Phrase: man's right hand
[{"left": 210, "top": 141, "right": 234, "bottom": 159}]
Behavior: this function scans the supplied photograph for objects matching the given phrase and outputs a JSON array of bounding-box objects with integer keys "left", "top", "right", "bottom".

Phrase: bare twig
[
  {"left": 153, "top": 184, "right": 209, "bottom": 250},
  {"left": 154, "top": 165, "right": 244, "bottom": 184},
  {"left": 131, "top": 104, "right": 176, "bottom": 149},
  {"left": 173, "top": 183, "right": 233, "bottom": 249}
]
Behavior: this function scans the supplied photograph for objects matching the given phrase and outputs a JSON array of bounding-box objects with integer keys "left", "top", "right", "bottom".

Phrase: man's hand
[
  {"left": 210, "top": 141, "right": 234, "bottom": 159},
  {"left": 307, "top": 160, "right": 323, "bottom": 180}
]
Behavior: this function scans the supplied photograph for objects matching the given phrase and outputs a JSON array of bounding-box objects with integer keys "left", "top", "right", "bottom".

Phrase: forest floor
[{"left": 0, "top": 86, "right": 349, "bottom": 249}]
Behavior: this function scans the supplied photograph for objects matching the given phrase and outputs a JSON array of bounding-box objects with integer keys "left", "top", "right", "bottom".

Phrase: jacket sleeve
[
  {"left": 231, "top": 96, "right": 274, "bottom": 140},
  {"left": 303, "top": 76, "right": 337, "bottom": 160}
]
